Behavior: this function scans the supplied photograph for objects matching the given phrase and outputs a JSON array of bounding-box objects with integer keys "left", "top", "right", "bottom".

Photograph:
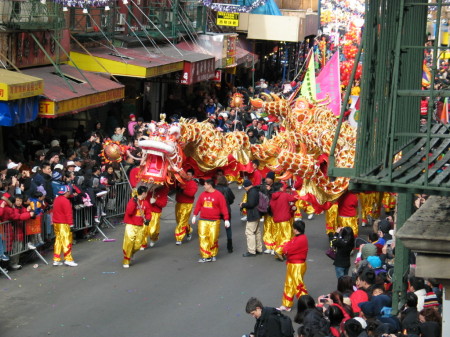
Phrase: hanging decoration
[
  {"left": 201, "top": 0, "right": 267, "bottom": 13},
  {"left": 53, "top": 0, "right": 111, "bottom": 7}
]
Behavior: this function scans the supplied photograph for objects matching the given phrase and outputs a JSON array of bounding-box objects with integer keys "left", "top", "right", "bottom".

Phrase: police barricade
[
  {"left": 72, "top": 205, "right": 95, "bottom": 231},
  {"left": 104, "top": 181, "right": 131, "bottom": 220},
  {"left": 0, "top": 217, "right": 49, "bottom": 280}
]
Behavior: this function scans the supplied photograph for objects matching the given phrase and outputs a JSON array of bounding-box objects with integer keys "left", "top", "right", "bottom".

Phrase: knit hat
[
  {"left": 130, "top": 114, "right": 136, "bottom": 119},
  {"left": 358, "top": 294, "right": 392, "bottom": 317},
  {"left": 361, "top": 243, "right": 377, "bottom": 260},
  {"left": 266, "top": 171, "right": 275, "bottom": 180},
  {"left": 423, "top": 292, "right": 439, "bottom": 308},
  {"left": 367, "top": 255, "right": 382, "bottom": 269},
  {"left": 52, "top": 171, "right": 62, "bottom": 180},
  {"left": 50, "top": 139, "right": 60, "bottom": 148},
  {"left": 243, "top": 179, "right": 252, "bottom": 188}
]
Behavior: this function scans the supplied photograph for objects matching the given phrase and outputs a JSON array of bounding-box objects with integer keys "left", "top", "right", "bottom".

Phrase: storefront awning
[
  {"left": 0, "top": 69, "right": 43, "bottom": 101},
  {"left": 69, "top": 47, "right": 185, "bottom": 79},
  {"left": 236, "top": 46, "right": 259, "bottom": 68},
  {"left": 21, "top": 65, "right": 125, "bottom": 118}
]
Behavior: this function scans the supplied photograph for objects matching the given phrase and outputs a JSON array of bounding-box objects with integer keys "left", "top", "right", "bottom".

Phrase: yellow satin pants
[
  {"left": 282, "top": 262, "right": 308, "bottom": 308},
  {"left": 198, "top": 219, "right": 220, "bottom": 258},
  {"left": 263, "top": 215, "right": 276, "bottom": 249},
  {"left": 359, "top": 193, "right": 383, "bottom": 224},
  {"left": 175, "top": 203, "right": 193, "bottom": 242},
  {"left": 382, "top": 192, "right": 396, "bottom": 212},
  {"left": 142, "top": 212, "right": 161, "bottom": 247},
  {"left": 122, "top": 224, "right": 145, "bottom": 265},
  {"left": 325, "top": 204, "right": 338, "bottom": 234},
  {"left": 274, "top": 221, "right": 293, "bottom": 255},
  {"left": 53, "top": 223, "right": 74, "bottom": 262},
  {"left": 337, "top": 216, "right": 358, "bottom": 237}
]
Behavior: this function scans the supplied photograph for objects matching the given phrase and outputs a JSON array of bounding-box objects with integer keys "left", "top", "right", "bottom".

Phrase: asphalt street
[{"left": 0, "top": 184, "right": 357, "bottom": 337}]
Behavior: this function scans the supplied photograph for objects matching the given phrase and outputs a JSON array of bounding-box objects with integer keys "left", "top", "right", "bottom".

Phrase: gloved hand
[
  {"left": 224, "top": 220, "right": 230, "bottom": 228},
  {"left": 150, "top": 197, "right": 156, "bottom": 204},
  {"left": 191, "top": 215, "right": 197, "bottom": 224}
]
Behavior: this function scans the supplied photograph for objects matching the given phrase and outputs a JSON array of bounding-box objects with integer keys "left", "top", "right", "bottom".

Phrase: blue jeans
[{"left": 335, "top": 266, "right": 349, "bottom": 279}]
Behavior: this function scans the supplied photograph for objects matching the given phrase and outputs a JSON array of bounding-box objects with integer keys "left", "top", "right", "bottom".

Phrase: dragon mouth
[{"left": 139, "top": 139, "right": 175, "bottom": 182}]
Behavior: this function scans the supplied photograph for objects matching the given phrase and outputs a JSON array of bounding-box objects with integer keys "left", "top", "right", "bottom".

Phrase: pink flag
[{"left": 316, "top": 51, "right": 341, "bottom": 116}]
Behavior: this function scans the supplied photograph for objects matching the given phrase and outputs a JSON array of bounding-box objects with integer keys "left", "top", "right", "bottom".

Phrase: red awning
[{"left": 22, "top": 64, "right": 125, "bottom": 118}]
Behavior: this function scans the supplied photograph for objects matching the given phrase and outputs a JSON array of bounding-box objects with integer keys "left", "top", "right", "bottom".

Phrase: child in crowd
[{"left": 28, "top": 191, "right": 46, "bottom": 249}]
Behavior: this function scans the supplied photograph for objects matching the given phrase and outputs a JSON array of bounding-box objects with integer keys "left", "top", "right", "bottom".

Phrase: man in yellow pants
[
  {"left": 192, "top": 179, "right": 229, "bottom": 263},
  {"left": 174, "top": 169, "right": 198, "bottom": 245},
  {"left": 123, "top": 186, "right": 151, "bottom": 268},
  {"left": 52, "top": 185, "right": 77, "bottom": 267}
]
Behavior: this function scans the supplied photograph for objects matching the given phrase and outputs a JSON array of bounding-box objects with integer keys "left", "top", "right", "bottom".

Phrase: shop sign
[
  {"left": 212, "top": 70, "right": 222, "bottom": 82},
  {"left": 224, "top": 34, "right": 237, "bottom": 68},
  {"left": 180, "top": 58, "right": 216, "bottom": 85},
  {"left": 39, "top": 87, "right": 124, "bottom": 118},
  {"left": 146, "top": 62, "right": 184, "bottom": 78},
  {"left": 216, "top": 12, "right": 239, "bottom": 27},
  {"left": 0, "top": 79, "right": 43, "bottom": 101}
]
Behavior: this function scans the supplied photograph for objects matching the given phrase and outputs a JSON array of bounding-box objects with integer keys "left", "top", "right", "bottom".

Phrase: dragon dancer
[{"left": 174, "top": 169, "right": 198, "bottom": 245}]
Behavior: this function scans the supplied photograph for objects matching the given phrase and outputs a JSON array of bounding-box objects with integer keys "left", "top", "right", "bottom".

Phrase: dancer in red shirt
[
  {"left": 337, "top": 191, "right": 359, "bottom": 236},
  {"left": 141, "top": 184, "right": 169, "bottom": 249},
  {"left": 122, "top": 186, "right": 151, "bottom": 268},
  {"left": 53, "top": 185, "right": 77, "bottom": 267},
  {"left": 174, "top": 169, "right": 198, "bottom": 245},
  {"left": 192, "top": 179, "right": 229, "bottom": 262},
  {"left": 278, "top": 220, "right": 309, "bottom": 312}
]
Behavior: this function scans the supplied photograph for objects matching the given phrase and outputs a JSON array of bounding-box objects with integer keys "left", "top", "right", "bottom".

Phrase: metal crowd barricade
[
  {"left": 0, "top": 219, "right": 49, "bottom": 280},
  {"left": 72, "top": 205, "right": 95, "bottom": 231},
  {"left": 104, "top": 181, "right": 131, "bottom": 220}
]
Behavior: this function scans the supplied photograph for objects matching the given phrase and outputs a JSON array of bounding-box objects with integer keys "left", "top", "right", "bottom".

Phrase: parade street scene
[{"left": 0, "top": 0, "right": 448, "bottom": 336}]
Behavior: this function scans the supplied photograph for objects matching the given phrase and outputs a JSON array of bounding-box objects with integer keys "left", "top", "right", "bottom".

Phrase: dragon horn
[{"left": 260, "top": 92, "right": 273, "bottom": 102}]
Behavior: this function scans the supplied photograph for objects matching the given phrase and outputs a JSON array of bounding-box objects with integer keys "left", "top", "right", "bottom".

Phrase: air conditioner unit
[{"left": 118, "top": 13, "right": 126, "bottom": 25}]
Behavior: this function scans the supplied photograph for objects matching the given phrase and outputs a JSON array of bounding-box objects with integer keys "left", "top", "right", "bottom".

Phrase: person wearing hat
[
  {"left": 128, "top": 114, "right": 137, "bottom": 137},
  {"left": 350, "top": 268, "right": 376, "bottom": 314},
  {"left": 174, "top": 169, "right": 198, "bottom": 245},
  {"left": 34, "top": 150, "right": 47, "bottom": 166},
  {"left": 52, "top": 185, "right": 78, "bottom": 267},
  {"left": 240, "top": 179, "right": 262, "bottom": 257},
  {"left": 261, "top": 171, "right": 276, "bottom": 254}
]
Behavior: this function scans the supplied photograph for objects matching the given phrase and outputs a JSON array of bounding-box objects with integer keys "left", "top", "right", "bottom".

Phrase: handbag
[{"left": 325, "top": 242, "right": 337, "bottom": 260}]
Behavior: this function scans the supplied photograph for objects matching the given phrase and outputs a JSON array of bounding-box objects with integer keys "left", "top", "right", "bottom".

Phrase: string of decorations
[
  {"left": 201, "top": 0, "right": 267, "bottom": 13},
  {"left": 52, "top": 0, "right": 110, "bottom": 7}
]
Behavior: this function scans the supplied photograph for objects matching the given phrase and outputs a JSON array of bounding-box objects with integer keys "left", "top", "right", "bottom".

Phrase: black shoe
[
  {"left": 242, "top": 252, "right": 256, "bottom": 257},
  {"left": 256, "top": 251, "right": 263, "bottom": 255}
]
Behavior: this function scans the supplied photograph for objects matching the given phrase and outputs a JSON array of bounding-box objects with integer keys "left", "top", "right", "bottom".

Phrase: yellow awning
[
  {"left": 0, "top": 69, "right": 44, "bottom": 101},
  {"left": 69, "top": 47, "right": 184, "bottom": 78}
]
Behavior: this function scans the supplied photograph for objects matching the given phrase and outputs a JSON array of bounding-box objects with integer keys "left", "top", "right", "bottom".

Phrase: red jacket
[
  {"left": 338, "top": 192, "right": 358, "bottom": 217},
  {"left": 124, "top": 197, "right": 151, "bottom": 226},
  {"left": 193, "top": 190, "right": 229, "bottom": 221},
  {"left": 270, "top": 191, "right": 297, "bottom": 223},
  {"left": 249, "top": 170, "right": 262, "bottom": 186},
  {"left": 175, "top": 179, "right": 198, "bottom": 204},
  {"left": 283, "top": 234, "right": 308, "bottom": 263},
  {"left": 148, "top": 185, "right": 169, "bottom": 213},
  {"left": 12, "top": 206, "right": 32, "bottom": 221},
  {"left": 52, "top": 195, "right": 73, "bottom": 225}
]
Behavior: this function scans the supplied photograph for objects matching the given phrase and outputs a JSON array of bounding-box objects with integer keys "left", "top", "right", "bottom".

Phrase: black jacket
[
  {"left": 215, "top": 184, "right": 235, "bottom": 220},
  {"left": 253, "top": 307, "right": 283, "bottom": 337},
  {"left": 241, "top": 186, "right": 260, "bottom": 222},
  {"left": 401, "top": 307, "right": 420, "bottom": 332},
  {"left": 332, "top": 236, "right": 354, "bottom": 268}
]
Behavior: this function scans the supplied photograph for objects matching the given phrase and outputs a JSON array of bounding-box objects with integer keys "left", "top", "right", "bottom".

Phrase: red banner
[
  {"left": 180, "top": 58, "right": 215, "bottom": 85},
  {"left": 25, "top": 215, "right": 42, "bottom": 235}
]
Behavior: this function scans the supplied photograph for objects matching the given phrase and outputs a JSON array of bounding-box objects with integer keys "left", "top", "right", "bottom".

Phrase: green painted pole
[{"left": 392, "top": 193, "right": 414, "bottom": 315}]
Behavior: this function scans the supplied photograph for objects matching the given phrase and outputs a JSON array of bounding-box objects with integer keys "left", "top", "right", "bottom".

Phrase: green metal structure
[
  {"left": 329, "top": 0, "right": 450, "bottom": 312},
  {"left": 0, "top": 0, "right": 64, "bottom": 31}
]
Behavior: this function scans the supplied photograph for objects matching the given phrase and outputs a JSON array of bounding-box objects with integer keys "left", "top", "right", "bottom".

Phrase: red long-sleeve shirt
[
  {"left": 124, "top": 197, "right": 151, "bottom": 226},
  {"left": 175, "top": 179, "right": 198, "bottom": 204},
  {"left": 270, "top": 191, "right": 298, "bottom": 223},
  {"left": 193, "top": 189, "right": 229, "bottom": 221},
  {"left": 147, "top": 185, "right": 169, "bottom": 213},
  {"left": 249, "top": 169, "right": 262, "bottom": 186},
  {"left": 338, "top": 192, "right": 358, "bottom": 217},
  {"left": 52, "top": 195, "right": 73, "bottom": 225},
  {"left": 283, "top": 234, "right": 308, "bottom": 264}
]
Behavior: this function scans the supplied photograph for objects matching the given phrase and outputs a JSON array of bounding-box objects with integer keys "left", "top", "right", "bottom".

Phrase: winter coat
[
  {"left": 270, "top": 191, "right": 297, "bottom": 223},
  {"left": 241, "top": 186, "right": 260, "bottom": 222},
  {"left": 253, "top": 307, "right": 284, "bottom": 337},
  {"left": 332, "top": 235, "right": 354, "bottom": 268}
]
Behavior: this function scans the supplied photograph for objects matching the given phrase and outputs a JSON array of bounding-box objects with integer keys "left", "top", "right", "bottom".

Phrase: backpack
[
  {"left": 273, "top": 310, "right": 295, "bottom": 337},
  {"left": 257, "top": 191, "right": 270, "bottom": 214}
]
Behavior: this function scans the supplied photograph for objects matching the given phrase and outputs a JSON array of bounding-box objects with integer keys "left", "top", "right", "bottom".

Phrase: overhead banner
[
  {"left": 180, "top": 58, "right": 215, "bottom": 85},
  {"left": 316, "top": 51, "right": 341, "bottom": 116},
  {"left": 217, "top": 12, "right": 239, "bottom": 27}
]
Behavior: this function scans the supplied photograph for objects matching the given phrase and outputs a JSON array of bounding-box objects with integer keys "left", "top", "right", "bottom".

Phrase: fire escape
[{"left": 329, "top": 0, "right": 450, "bottom": 313}]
